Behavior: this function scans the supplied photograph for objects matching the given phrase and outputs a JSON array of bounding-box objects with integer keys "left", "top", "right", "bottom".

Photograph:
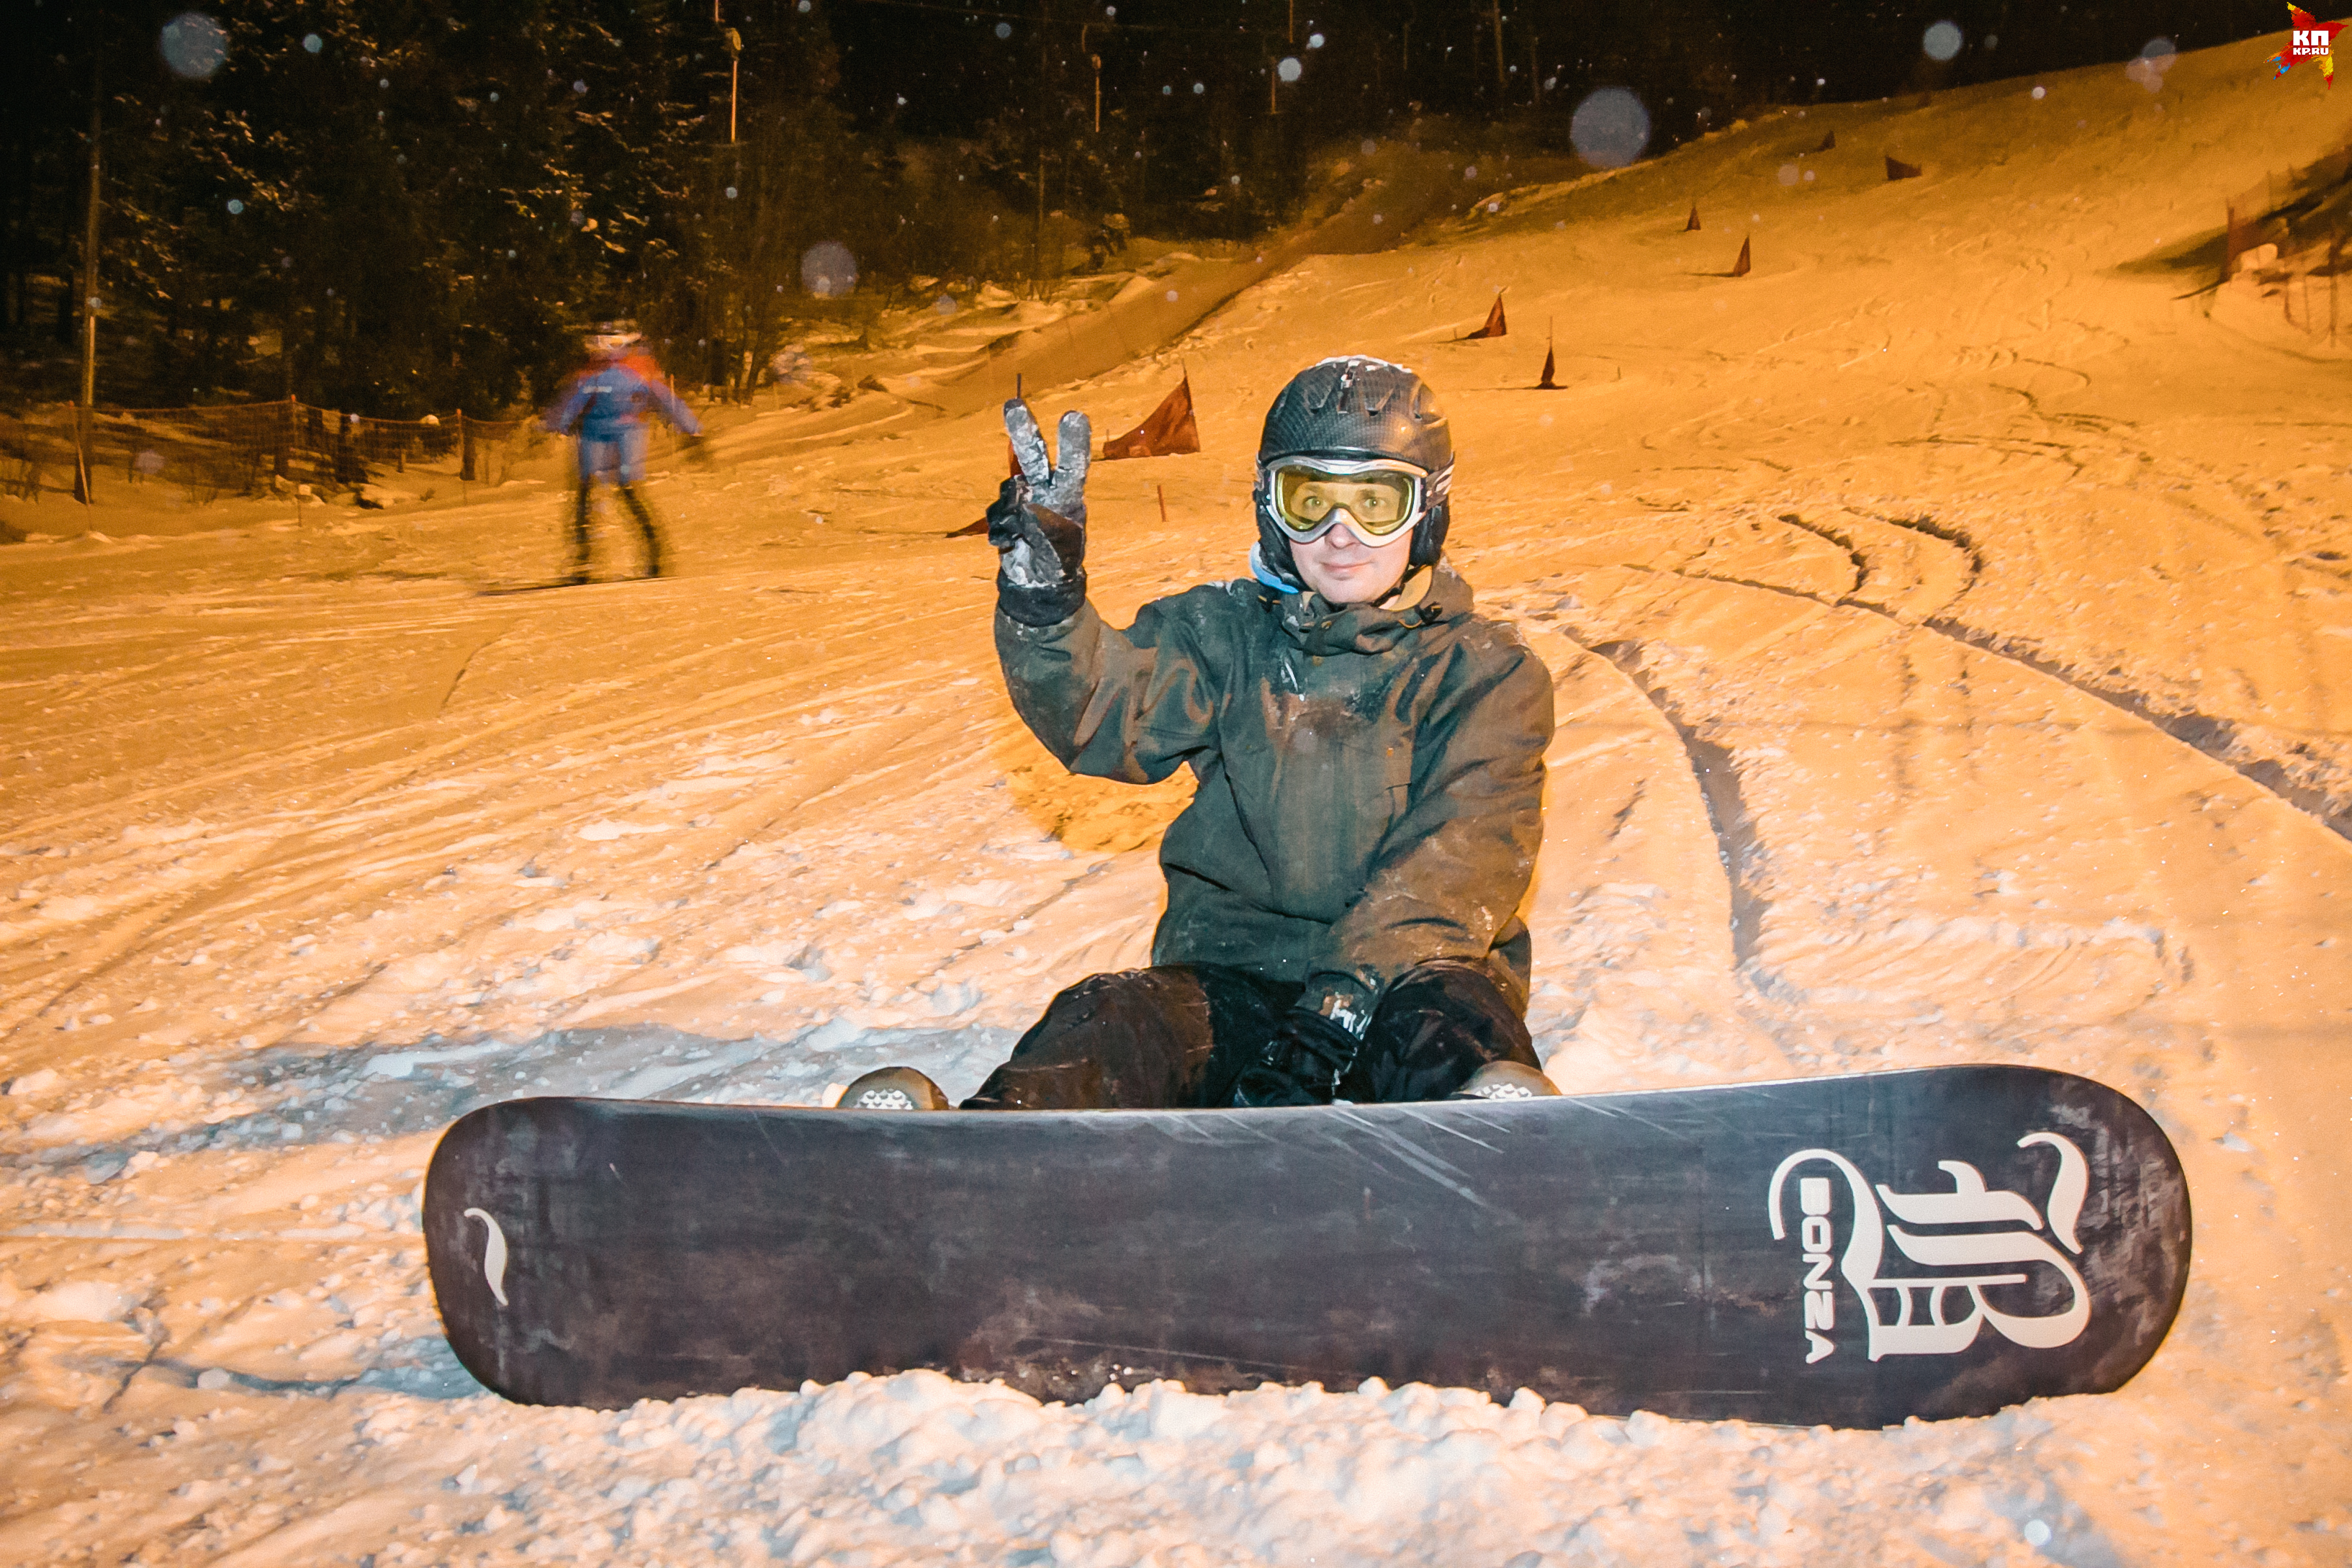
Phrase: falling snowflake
[
  {"left": 159, "top": 12, "right": 228, "bottom": 80},
  {"left": 1569, "top": 88, "right": 1649, "bottom": 169},
  {"left": 801, "top": 240, "right": 858, "bottom": 298}
]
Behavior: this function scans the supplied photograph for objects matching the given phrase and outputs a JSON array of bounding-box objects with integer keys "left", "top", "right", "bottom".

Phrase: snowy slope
[{"left": 3, "top": 28, "right": 2350, "bottom": 1567}]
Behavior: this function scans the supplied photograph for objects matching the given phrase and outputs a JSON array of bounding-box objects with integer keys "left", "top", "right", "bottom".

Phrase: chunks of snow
[
  {"left": 364, "top": 1040, "right": 510, "bottom": 1079},
  {"left": 575, "top": 820, "right": 677, "bottom": 842},
  {"left": 17, "top": 1281, "right": 136, "bottom": 1325}
]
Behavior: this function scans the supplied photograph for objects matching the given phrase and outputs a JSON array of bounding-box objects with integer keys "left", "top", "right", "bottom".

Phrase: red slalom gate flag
[
  {"left": 1885, "top": 154, "right": 1923, "bottom": 181},
  {"left": 1732, "top": 235, "right": 1752, "bottom": 277},
  {"left": 1099, "top": 374, "right": 1201, "bottom": 461},
  {"left": 1461, "top": 292, "right": 1508, "bottom": 340},
  {"left": 1685, "top": 204, "right": 1702, "bottom": 231},
  {"left": 1538, "top": 346, "right": 1558, "bottom": 389}
]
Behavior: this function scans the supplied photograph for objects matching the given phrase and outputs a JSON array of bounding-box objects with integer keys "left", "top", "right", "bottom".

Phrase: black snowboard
[{"left": 424, "top": 1065, "right": 2189, "bottom": 1426}]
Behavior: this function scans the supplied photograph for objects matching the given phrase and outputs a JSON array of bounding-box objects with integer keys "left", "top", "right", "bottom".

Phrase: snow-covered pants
[{"left": 962, "top": 961, "right": 1538, "bottom": 1111}]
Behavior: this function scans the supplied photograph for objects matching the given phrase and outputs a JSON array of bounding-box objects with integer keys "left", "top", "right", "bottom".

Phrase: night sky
[{"left": 0, "top": 0, "right": 2296, "bottom": 413}]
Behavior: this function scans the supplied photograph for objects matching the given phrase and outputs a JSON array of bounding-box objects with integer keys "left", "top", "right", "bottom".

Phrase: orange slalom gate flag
[
  {"left": 1461, "top": 292, "right": 1508, "bottom": 340},
  {"left": 1099, "top": 374, "right": 1201, "bottom": 461}
]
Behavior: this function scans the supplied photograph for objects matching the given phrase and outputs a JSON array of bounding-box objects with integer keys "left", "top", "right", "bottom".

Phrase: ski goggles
[{"left": 1262, "top": 456, "right": 1430, "bottom": 544}]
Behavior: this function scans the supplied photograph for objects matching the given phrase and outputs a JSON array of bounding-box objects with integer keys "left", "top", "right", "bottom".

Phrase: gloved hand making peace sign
[{"left": 986, "top": 398, "right": 1091, "bottom": 627}]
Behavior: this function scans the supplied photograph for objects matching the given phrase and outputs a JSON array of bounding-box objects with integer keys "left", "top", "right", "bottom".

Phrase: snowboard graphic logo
[
  {"left": 1767, "top": 1133, "right": 2090, "bottom": 1365},
  {"left": 463, "top": 1207, "right": 511, "bottom": 1307}
]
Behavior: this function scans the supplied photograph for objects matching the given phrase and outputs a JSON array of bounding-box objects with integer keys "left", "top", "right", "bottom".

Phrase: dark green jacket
[{"left": 996, "top": 563, "right": 1553, "bottom": 1028}]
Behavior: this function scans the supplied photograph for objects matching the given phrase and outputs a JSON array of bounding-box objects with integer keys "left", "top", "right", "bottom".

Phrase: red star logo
[{"left": 2277, "top": 5, "right": 2346, "bottom": 84}]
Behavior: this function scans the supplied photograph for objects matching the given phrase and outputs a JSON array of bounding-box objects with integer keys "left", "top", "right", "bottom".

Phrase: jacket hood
[{"left": 1268, "top": 562, "right": 1473, "bottom": 657}]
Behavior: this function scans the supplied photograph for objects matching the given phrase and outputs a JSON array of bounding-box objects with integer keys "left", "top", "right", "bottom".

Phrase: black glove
[
  {"left": 1231, "top": 1009, "right": 1361, "bottom": 1109},
  {"left": 986, "top": 398, "right": 1091, "bottom": 627}
]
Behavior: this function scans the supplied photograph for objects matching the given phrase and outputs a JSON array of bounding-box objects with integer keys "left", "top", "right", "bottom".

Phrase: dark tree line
[{"left": 1, "top": 0, "right": 2276, "bottom": 416}]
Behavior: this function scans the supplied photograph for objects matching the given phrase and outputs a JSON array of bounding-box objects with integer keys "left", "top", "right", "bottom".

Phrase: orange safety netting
[
  {"left": 1, "top": 398, "right": 546, "bottom": 505},
  {"left": 2222, "top": 135, "right": 2352, "bottom": 280}
]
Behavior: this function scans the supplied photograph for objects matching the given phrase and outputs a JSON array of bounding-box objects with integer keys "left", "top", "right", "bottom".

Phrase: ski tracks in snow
[
  {"left": 0, "top": 564, "right": 1132, "bottom": 1065},
  {"left": 1488, "top": 482, "right": 2352, "bottom": 1083}
]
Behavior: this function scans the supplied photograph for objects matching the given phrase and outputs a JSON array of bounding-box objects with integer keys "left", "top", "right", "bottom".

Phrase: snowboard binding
[
  {"left": 1448, "top": 1061, "right": 1561, "bottom": 1101},
  {"left": 838, "top": 1066, "right": 952, "bottom": 1111}
]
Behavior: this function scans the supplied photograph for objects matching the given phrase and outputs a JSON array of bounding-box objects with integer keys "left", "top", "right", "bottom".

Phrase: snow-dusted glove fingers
[
  {"left": 987, "top": 399, "right": 1091, "bottom": 626},
  {"left": 1231, "top": 1009, "right": 1360, "bottom": 1109}
]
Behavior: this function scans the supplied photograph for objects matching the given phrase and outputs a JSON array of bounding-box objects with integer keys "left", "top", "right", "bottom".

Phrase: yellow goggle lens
[{"left": 1273, "top": 466, "right": 1420, "bottom": 539}]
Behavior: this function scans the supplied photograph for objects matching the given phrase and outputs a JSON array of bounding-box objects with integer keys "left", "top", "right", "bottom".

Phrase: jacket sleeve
[
  {"left": 541, "top": 372, "right": 589, "bottom": 435},
  {"left": 1299, "top": 639, "right": 1553, "bottom": 1029},
  {"left": 640, "top": 370, "right": 703, "bottom": 436},
  {"left": 994, "top": 594, "right": 1224, "bottom": 785}
]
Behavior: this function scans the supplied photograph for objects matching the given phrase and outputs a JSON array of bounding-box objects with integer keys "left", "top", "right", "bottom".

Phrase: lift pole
[{"left": 74, "top": 59, "right": 102, "bottom": 504}]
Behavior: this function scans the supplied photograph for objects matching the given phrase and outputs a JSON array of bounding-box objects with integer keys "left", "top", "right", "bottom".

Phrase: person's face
[{"left": 1290, "top": 521, "right": 1415, "bottom": 605}]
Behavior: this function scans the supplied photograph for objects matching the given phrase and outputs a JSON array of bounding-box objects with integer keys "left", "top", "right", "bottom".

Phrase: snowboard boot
[
  {"left": 1448, "top": 1061, "right": 1559, "bottom": 1102},
  {"left": 838, "top": 1066, "right": 952, "bottom": 1111}
]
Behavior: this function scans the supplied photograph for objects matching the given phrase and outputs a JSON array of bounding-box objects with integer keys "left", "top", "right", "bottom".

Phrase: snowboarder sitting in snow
[
  {"left": 847, "top": 356, "right": 1556, "bottom": 1112},
  {"left": 540, "top": 321, "right": 703, "bottom": 582}
]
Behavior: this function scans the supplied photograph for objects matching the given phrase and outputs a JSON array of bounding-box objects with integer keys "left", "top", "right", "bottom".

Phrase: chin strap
[
  {"left": 1248, "top": 542, "right": 1300, "bottom": 592},
  {"left": 1374, "top": 564, "right": 1431, "bottom": 610}
]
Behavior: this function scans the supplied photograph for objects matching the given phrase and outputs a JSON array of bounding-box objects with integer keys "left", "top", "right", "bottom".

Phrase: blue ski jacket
[{"left": 542, "top": 356, "right": 703, "bottom": 444}]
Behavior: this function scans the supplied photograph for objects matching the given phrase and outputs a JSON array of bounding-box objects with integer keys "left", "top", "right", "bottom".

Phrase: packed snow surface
[{"left": 4, "top": 31, "right": 2351, "bottom": 1567}]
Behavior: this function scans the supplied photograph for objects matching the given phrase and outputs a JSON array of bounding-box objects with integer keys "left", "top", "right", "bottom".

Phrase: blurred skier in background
[{"left": 541, "top": 322, "right": 702, "bottom": 582}]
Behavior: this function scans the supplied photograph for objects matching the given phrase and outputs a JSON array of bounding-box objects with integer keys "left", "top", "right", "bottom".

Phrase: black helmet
[{"left": 1253, "top": 356, "right": 1455, "bottom": 587}]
